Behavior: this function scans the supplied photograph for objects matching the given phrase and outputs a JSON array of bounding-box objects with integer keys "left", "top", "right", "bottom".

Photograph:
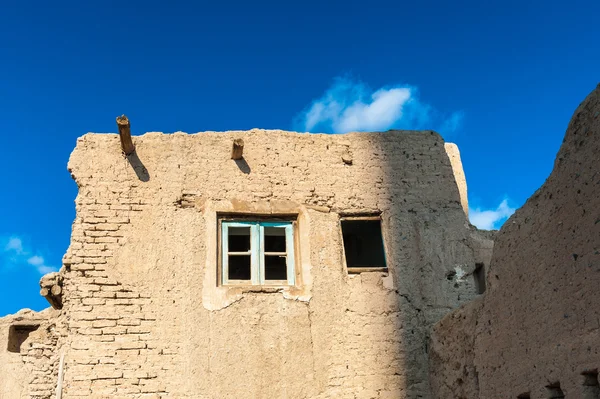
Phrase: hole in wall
[
  {"left": 517, "top": 393, "right": 531, "bottom": 399},
  {"left": 582, "top": 369, "right": 600, "bottom": 399},
  {"left": 474, "top": 263, "right": 486, "bottom": 294},
  {"left": 7, "top": 324, "right": 39, "bottom": 353},
  {"left": 546, "top": 381, "right": 565, "bottom": 399}
]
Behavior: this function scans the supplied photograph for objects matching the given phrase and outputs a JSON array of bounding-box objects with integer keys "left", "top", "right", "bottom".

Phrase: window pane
[
  {"left": 341, "top": 219, "right": 386, "bottom": 268},
  {"left": 228, "top": 255, "right": 251, "bottom": 280},
  {"left": 228, "top": 227, "right": 251, "bottom": 252},
  {"left": 264, "top": 255, "right": 287, "bottom": 280},
  {"left": 264, "top": 227, "right": 286, "bottom": 252}
]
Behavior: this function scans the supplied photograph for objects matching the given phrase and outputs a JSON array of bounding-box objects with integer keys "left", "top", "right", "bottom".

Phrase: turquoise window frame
[{"left": 221, "top": 220, "right": 295, "bottom": 286}]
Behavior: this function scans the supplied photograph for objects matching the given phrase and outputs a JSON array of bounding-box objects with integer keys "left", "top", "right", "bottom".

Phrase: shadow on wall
[
  {"left": 126, "top": 151, "right": 150, "bottom": 182},
  {"left": 429, "top": 84, "right": 600, "bottom": 399},
  {"left": 235, "top": 158, "right": 251, "bottom": 174},
  {"left": 354, "top": 130, "right": 480, "bottom": 398}
]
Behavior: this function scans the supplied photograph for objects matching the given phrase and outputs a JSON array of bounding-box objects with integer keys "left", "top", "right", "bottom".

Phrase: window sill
[
  {"left": 221, "top": 285, "right": 292, "bottom": 293},
  {"left": 347, "top": 267, "right": 388, "bottom": 274},
  {"left": 346, "top": 267, "right": 388, "bottom": 274}
]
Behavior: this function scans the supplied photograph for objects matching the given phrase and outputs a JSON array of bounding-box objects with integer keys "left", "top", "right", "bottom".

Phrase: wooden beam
[
  {"left": 231, "top": 138, "right": 244, "bottom": 160},
  {"left": 56, "top": 350, "right": 65, "bottom": 399},
  {"left": 116, "top": 114, "right": 135, "bottom": 155},
  {"left": 51, "top": 285, "right": 62, "bottom": 296}
]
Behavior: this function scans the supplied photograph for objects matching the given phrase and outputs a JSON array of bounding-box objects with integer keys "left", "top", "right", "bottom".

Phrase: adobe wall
[
  {"left": 1, "top": 129, "right": 492, "bottom": 398},
  {"left": 0, "top": 308, "right": 62, "bottom": 399},
  {"left": 430, "top": 85, "right": 600, "bottom": 398}
]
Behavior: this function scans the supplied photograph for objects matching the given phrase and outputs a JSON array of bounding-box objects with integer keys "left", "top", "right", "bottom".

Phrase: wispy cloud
[
  {"left": 469, "top": 199, "right": 516, "bottom": 230},
  {"left": 2, "top": 236, "right": 57, "bottom": 275},
  {"left": 295, "top": 76, "right": 464, "bottom": 136},
  {"left": 439, "top": 111, "right": 465, "bottom": 136},
  {"left": 5, "top": 237, "right": 24, "bottom": 254}
]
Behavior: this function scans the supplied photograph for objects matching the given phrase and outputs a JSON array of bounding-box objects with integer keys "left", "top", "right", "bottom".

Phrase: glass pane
[
  {"left": 264, "top": 227, "right": 286, "bottom": 252},
  {"left": 228, "top": 255, "right": 251, "bottom": 280},
  {"left": 265, "top": 255, "right": 287, "bottom": 280},
  {"left": 228, "top": 227, "right": 250, "bottom": 252}
]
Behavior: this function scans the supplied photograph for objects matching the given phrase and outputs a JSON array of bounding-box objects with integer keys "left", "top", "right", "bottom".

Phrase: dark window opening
[
  {"left": 264, "top": 227, "right": 286, "bottom": 252},
  {"left": 341, "top": 218, "right": 386, "bottom": 269},
  {"left": 228, "top": 227, "right": 251, "bottom": 252},
  {"left": 7, "top": 324, "right": 39, "bottom": 353},
  {"left": 474, "top": 263, "right": 486, "bottom": 294},
  {"left": 265, "top": 255, "right": 287, "bottom": 280},
  {"left": 546, "top": 382, "right": 565, "bottom": 399},
  {"left": 264, "top": 227, "right": 287, "bottom": 280},
  {"left": 228, "top": 255, "right": 251, "bottom": 280},
  {"left": 582, "top": 369, "right": 600, "bottom": 399},
  {"left": 517, "top": 393, "right": 531, "bottom": 399}
]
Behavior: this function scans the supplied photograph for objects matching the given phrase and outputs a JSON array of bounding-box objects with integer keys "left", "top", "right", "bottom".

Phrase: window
[
  {"left": 221, "top": 220, "right": 295, "bottom": 286},
  {"left": 7, "top": 324, "right": 39, "bottom": 353},
  {"left": 474, "top": 263, "right": 486, "bottom": 294},
  {"left": 340, "top": 215, "right": 387, "bottom": 272}
]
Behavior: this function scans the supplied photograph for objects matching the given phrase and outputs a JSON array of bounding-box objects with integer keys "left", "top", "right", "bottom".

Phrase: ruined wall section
[
  {"left": 430, "top": 85, "right": 600, "bottom": 398},
  {"left": 444, "top": 143, "right": 469, "bottom": 218},
  {"left": 59, "top": 168, "right": 173, "bottom": 398},
  {"left": 56, "top": 129, "right": 490, "bottom": 398},
  {"left": 0, "top": 309, "right": 62, "bottom": 399}
]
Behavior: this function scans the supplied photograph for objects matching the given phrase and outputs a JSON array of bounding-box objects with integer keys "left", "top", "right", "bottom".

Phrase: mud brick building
[{"left": 1, "top": 84, "right": 598, "bottom": 399}]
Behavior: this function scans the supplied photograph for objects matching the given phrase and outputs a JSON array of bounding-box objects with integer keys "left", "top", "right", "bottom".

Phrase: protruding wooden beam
[
  {"left": 231, "top": 138, "right": 244, "bottom": 160},
  {"left": 39, "top": 272, "right": 63, "bottom": 309},
  {"left": 116, "top": 114, "right": 135, "bottom": 155},
  {"left": 51, "top": 284, "right": 62, "bottom": 296}
]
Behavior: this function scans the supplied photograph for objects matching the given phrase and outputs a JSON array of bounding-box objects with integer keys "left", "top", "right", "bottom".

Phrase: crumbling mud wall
[
  {"left": 0, "top": 129, "right": 492, "bottom": 399},
  {"left": 0, "top": 308, "right": 62, "bottom": 399},
  {"left": 430, "top": 85, "right": 600, "bottom": 399}
]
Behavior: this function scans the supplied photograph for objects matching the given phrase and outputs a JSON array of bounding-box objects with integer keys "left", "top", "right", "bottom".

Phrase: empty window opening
[
  {"left": 341, "top": 217, "right": 387, "bottom": 272},
  {"left": 582, "top": 369, "right": 600, "bottom": 399},
  {"left": 517, "top": 393, "right": 531, "bottom": 399},
  {"left": 227, "top": 226, "right": 252, "bottom": 280},
  {"left": 7, "top": 324, "right": 39, "bottom": 353},
  {"left": 221, "top": 219, "right": 295, "bottom": 286},
  {"left": 546, "top": 382, "right": 565, "bottom": 399},
  {"left": 264, "top": 227, "right": 288, "bottom": 280},
  {"left": 474, "top": 263, "right": 486, "bottom": 294}
]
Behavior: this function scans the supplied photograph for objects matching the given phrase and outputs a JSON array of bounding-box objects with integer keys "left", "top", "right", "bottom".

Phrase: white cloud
[
  {"left": 27, "top": 255, "right": 44, "bottom": 266},
  {"left": 469, "top": 199, "right": 516, "bottom": 230},
  {"left": 1, "top": 236, "right": 58, "bottom": 275},
  {"left": 27, "top": 255, "right": 55, "bottom": 275},
  {"left": 5, "top": 237, "right": 24, "bottom": 254},
  {"left": 37, "top": 265, "right": 57, "bottom": 275},
  {"left": 334, "top": 87, "right": 411, "bottom": 133},
  {"left": 295, "top": 76, "right": 463, "bottom": 136}
]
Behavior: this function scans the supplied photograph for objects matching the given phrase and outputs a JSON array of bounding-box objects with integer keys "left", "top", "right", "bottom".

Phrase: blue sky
[{"left": 0, "top": 0, "right": 598, "bottom": 316}]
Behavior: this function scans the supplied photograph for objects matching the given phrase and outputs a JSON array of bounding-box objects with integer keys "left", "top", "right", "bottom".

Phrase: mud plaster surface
[
  {"left": 430, "top": 85, "right": 600, "bottom": 399},
  {"left": 2, "top": 129, "right": 492, "bottom": 399}
]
